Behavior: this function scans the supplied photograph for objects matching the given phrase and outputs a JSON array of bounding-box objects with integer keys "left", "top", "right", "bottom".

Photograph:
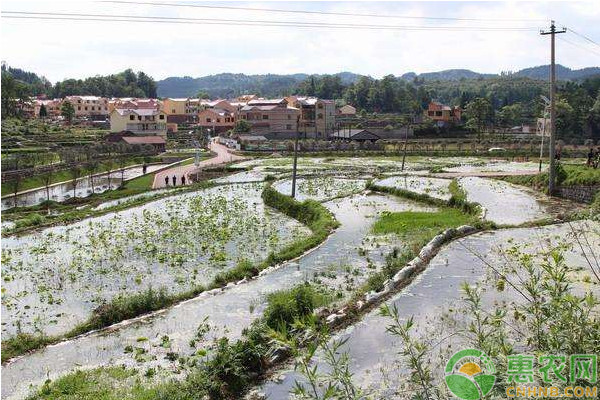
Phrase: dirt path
[
  {"left": 430, "top": 170, "right": 541, "bottom": 178},
  {"left": 152, "top": 141, "right": 246, "bottom": 189}
]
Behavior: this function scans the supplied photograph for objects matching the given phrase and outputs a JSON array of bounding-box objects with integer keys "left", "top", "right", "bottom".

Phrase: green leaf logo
[{"left": 445, "top": 349, "right": 496, "bottom": 400}]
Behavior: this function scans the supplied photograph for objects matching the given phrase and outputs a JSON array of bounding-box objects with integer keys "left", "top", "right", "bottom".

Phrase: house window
[
  {"left": 84, "top": 106, "right": 88, "bottom": 111},
  {"left": 78, "top": 106, "right": 81, "bottom": 111},
  {"left": 130, "top": 115, "right": 135, "bottom": 120},
  {"left": 317, "top": 113, "right": 323, "bottom": 119},
  {"left": 435, "top": 111, "right": 442, "bottom": 116},
  {"left": 286, "top": 124, "right": 292, "bottom": 130},
  {"left": 172, "top": 109, "right": 176, "bottom": 113},
  {"left": 159, "top": 115, "right": 164, "bottom": 120},
  {"left": 428, "top": 111, "right": 434, "bottom": 116},
  {"left": 91, "top": 106, "right": 95, "bottom": 111},
  {"left": 138, "top": 116, "right": 142, "bottom": 120},
  {"left": 317, "top": 103, "right": 323, "bottom": 109},
  {"left": 206, "top": 118, "right": 211, "bottom": 123},
  {"left": 217, "top": 118, "right": 221, "bottom": 123},
  {"left": 262, "top": 115, "right": 269, "bottom": 120}
]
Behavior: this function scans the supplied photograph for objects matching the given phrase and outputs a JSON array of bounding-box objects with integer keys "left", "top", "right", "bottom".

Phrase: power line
[
  {"left": 558, "top": 36, "right": 600, "bottom": 58},
  {"left": 100, "top": 0, "right": 549, "bottom": 23},
  {"left": 567, "top": 28, "right": 600, "bottom": 48},
  {"left": 1, "top": 11, "right": 541, "bottom": 31}
]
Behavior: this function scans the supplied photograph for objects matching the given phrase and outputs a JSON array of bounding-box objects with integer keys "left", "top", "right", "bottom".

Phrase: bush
[{"left": 264, "top": 284, "right": 321, "bottom": 330}]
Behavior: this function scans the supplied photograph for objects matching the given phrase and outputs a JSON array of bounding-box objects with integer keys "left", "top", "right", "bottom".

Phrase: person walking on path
[
  {"left": 181, "top": 175, "right": 186, "bottom": 185},
  {"left": 164, "top": 175, "right": 169, "bottom": 186},
  {"left": 172, "top": 175, "right": 177, "bottom": 186},
  {"left": 587, "top": 148, "right": 594, "bottom": 167}
]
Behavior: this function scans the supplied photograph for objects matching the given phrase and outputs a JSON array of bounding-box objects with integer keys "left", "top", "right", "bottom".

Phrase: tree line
[
  {"left": 294, "top": 73, "right": 600, "bottom": 140},
  {"left": 1, "top": 65, "right": 158, "bottom": 118}
]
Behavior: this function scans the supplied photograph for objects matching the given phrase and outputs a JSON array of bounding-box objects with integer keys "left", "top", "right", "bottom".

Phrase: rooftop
[{"left": 121, "top": 136, "right": 166, "bottom": 144}]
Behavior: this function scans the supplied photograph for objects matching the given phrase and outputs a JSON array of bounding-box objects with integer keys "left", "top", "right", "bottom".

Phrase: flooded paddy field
[
  {"left": 374, "top": 175, "right": 452, "bottom": 200},
  {"left": 1, "top": 193, "right": 435, "bottom": 399},
  {"left": 1, "top": 164, "right": 169, "bottom": 210},
  {"left": 261, "top": 220, "right": 600, "bottom": 399},
  {"left": 273, "top": 177, "right": 367, "bottom": 201},
  {"left": 1, "top": 183, "right": 310, "bottom": 338},
  {"left": 1, "top": 155, "right": 583, "bottom": 400}
]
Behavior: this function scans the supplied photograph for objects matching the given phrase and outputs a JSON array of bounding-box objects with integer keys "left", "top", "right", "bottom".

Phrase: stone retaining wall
[{"left": 557, "top": 185, "right": 599, "bottom": 204}]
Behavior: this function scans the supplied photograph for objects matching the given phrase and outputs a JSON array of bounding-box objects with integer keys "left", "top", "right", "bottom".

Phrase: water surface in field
[
  {"left": 273, "top": 177, "right": 366, "bottom": 201},
  {"left": 1, "top": 183, "right": 309, "bottom": 338},
  {"left": 1, "top": 164, "right": 169, "bottom": 210},
  {"left": 1, "top": 193, "right": 434, "bottom": 400},
  {"left": 261, "top": 221, "right": 598, "bottom": 399},
  {"left": 374, "top": 175, "right": 452, "bottom": 200},
  {"left": 458, "top": 177, "right": 547, "bottom": 224}
]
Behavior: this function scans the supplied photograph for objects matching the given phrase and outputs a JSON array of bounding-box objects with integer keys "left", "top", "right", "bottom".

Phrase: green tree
[
  {"left": 498, "top": 103, "right": 523, "bottom": 127},
  {"left": 465, "top": 97, "right": 493, "bottom": 141},
  {"left": 1, "top": 71, "right": 31, "bottom": 118},
  {"left": 61, "top": 100, "right": 75, "bottom": 123},
  {"left": 39, "top": 103, "right": 48, "bottom": 119},
  {"left": 233, "top": 119, "right": 252, "bottom": 133}
]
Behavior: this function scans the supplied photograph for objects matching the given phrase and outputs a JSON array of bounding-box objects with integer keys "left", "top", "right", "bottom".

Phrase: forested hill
[
  {"left": 156, "top": 72, "right": 362, "bottom": 98},
  {"left": 400, "top": 65, "right": 600, "bottom": 82},
  {"left": 1, "top": 65, "right": 158, "bottom": 98},
  {"left": 157, "top": 65, "right": 600, "bottom": 98}
]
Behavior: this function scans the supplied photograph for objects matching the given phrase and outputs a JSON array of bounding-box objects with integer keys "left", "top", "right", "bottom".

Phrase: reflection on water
[
  {"left": 261, "top": 221, "right": 598, "bottom": 399},
  {"left": 374, "top": 175, "right": 452, "bottom": 200},
  {"left": 1, "top": 183, "right": 309, "bottom": 338},
  {"left": 0, "top": 193, "right": 434, "bottom": 400},
  {"left": 458, "top": 177, "right": 546, "bottom": 224},
  {"left": 1, "top": 164, "right": 168, "bottom": 210}
]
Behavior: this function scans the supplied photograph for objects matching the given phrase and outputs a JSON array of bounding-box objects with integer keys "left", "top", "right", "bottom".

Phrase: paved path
[{"left": 152, "top": 141, "right": 245, "bottom": 189}]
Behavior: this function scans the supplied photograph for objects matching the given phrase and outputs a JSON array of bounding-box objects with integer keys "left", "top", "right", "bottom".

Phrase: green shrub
[{"left": 264, "top": 284, "right": 322, "bottom": 330}]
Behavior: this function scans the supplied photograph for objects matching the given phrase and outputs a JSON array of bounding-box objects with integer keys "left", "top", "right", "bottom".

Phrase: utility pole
[
  {"left": 540, "top": 21, "right": 566, "bottom": 195},
  {"left": 401, "top": 115, "right": 413, "bottom": 172},
  {"left": 291, "top": 115, "right": 300, "bottom": 198}
]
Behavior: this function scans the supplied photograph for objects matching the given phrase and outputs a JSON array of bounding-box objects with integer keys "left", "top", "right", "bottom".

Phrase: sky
[{"left": 1, "top": 0, "right": 600, "bottom": 82}]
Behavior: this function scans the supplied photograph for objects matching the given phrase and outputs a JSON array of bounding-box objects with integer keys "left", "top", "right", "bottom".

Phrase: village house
[
  {"left": 425, "top": 101, "right": 462, "bottom": 126},
  {"left": 65, "top": 95, "right": 110, "bottom": 120},
  {"left": 108, "top": 98, "right": 161, "bottom": 113},
  {"left": 109, "top": 108, "right": 167, "bottom": 136},
  {"left": 286, "top": 96, "right": 336, "bottom": 139},
  {"left": 32, "top": 98, "right": 62, "bottom": 118},
  {"left": 162, "top": 98, "right": 199, "bottom": 124},
  {"left": 198, "top": 108, "right": 236, "bottom": 133},
  {"left": 337, "top": 104, "right": 357, "bottom": 117},
  {"left": 239, "top": 98, "right": 300, "bottom": 136},
  {"left": 330, "top": 128, "right": 380, "bottom": 142}
]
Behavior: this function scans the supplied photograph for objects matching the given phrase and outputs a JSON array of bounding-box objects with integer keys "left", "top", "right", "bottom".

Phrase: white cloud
[{"left": 1, "top": 0, "right": 598, "bottom": 82}]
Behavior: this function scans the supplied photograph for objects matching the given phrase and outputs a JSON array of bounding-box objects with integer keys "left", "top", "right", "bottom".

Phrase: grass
[
  {"left": 501, "top": 163, "right": 600, "bottom": 192},
  {"left": 359, "top": 181, "right": 488, "bottom": 297},
  {"left": 27, "top": 366, "right": 160, "bottom": 400},
  {"left": 373, "top": 208, "right": 475, "bottom": 237},
  {"left": 361, "top": 208, "right": 479, "bottom": 295}
]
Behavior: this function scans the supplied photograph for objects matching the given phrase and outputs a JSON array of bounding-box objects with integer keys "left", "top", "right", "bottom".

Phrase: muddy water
[
  {"left": 261, "top": 221, "right": 598, "bottom": 399},
  {"left": 374, "top": 175, "right": 452, "bottom": 200},
  {"left": 1, "top": 183, "right": 309, "bottom": 338},
  {"left": 1, "top": 193, "right": 434, "bottom": 400},
  {"left": 458, "top": 177, "right": 548, "bottom": 225},
  {"left": 273, "top": 178, "right": 366, "bottom": 201},
  {"left": 1, "top": 164, "right": 169, "bottom": 210}
]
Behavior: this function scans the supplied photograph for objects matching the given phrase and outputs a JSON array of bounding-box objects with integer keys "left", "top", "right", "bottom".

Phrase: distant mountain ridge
[
  {"left": 157, "top": 65, "right": 600, "bottom": 98},
  {"left": 157, "top": 72, "right": 362, "bottom": 98}
]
